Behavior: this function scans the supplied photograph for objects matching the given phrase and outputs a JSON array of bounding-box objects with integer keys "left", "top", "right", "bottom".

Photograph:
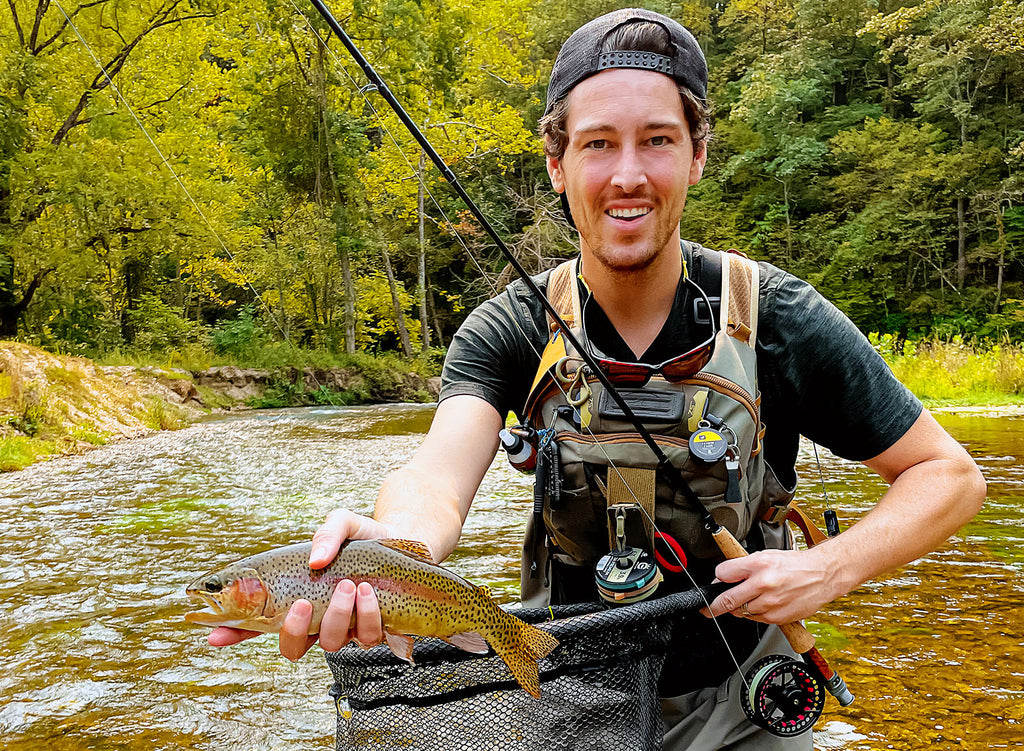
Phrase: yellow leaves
[
  {"left": 976, "top": 0, "right": 1024, "bottom": 54},
  {"left": 860, "top": 0, "right": 942, "bottom": 38},
  {"left": 359, "top": 97, "right": 534, "bottom": 217}
]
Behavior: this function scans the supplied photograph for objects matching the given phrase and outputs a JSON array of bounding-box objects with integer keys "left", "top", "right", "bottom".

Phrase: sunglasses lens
[
  {"left": 659, "top": 345, "right": 713, "bottom": 382},
  {"left": 597, "top": 359, "right": 653, "bottom": 386}
]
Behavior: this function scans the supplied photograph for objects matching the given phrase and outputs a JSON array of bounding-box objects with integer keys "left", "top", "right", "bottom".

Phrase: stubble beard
[{"left": 585, "top": 210, "right": 679, "bottom": 277}]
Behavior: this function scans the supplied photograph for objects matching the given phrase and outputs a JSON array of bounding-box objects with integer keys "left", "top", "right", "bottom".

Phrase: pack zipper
[
  {"left": 555, "top": 431, "right": 691, "bottom": 449},
  {"left": 683, "top": 372, "right": 758, "bottom": 425}
]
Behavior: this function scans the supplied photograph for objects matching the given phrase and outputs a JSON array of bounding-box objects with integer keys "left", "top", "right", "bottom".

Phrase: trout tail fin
[{"left": 485, "top": 606, "right": 559, "bottom": 699}]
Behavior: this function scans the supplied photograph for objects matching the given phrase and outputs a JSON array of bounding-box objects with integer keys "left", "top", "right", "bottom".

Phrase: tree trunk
[
  {"left": 994, "top": 207, "right": 1006, "bottom": 314},
  {"left": 417, "top": 150, "right": 430, "bottom": 352},
  {"left": 381, "top": 244, "right": 412, "bottom": 356},
  {"left": 340, "top": 248, "right": 356, "bottom": 353},
  {"left": 426, "top": 286, "right": 444, "bottom": 348},
  {"left": 315, "top": 44, "right": 356, "bottom": 354},
  {"left": 0, "top": 267, "right": 52, "bottom": 338},
  {"left": 956, "top": 196, "right": 967, "bottom": 290}
]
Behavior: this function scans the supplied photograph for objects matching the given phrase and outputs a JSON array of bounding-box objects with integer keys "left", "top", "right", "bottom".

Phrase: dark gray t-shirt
[{"left": 440, "top": 243, "right": 922, "bottom": 488}]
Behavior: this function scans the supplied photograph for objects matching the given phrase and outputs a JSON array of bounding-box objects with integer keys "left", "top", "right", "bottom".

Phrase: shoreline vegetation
[
  {"left": 0, "top": 341, "right": 440, "bottom": 472},
  {"left": 2, "top": 336, "right": 1023, "bottom": 473}
]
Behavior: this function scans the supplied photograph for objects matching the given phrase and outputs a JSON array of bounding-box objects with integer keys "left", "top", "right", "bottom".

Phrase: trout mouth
[{"left": 185, "top": 590, "right": 225, "bottom": 616}]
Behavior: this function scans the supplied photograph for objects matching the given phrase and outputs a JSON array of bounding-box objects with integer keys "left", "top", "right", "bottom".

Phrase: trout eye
[{"left": 203, "top": 575, "right": 224, "bottom": 593}]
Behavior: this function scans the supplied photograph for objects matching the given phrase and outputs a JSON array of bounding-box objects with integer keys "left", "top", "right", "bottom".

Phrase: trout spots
[{"left": 185, "top": 539, "right": 559, "bottom": 696}]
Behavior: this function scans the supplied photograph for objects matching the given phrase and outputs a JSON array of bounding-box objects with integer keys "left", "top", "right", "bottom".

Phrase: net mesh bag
[{"left": 325, "top": 586, "right": 716, "bottom": 751}]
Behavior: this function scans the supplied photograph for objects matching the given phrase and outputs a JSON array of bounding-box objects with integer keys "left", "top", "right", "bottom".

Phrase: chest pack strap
[
  {"left": 763, "top": 501, "right": 829, "bottom": 547},
  {"left": 719, "top": 249, "right": 759, "bottom": 347}
]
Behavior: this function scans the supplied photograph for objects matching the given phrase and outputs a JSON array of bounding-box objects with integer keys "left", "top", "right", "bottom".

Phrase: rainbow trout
[{"left": 185, "top": 539, "right": 559, "bottom": 697}]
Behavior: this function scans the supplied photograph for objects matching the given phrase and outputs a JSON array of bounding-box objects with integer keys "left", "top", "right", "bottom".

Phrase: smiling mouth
[{"left": 606, "top": 207, "right": 651, "bottom": 221}]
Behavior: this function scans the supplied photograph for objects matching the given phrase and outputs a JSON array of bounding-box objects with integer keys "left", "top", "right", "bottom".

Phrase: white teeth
[{"left": 607, "top": 207, "right": 650, "bottom": 218}]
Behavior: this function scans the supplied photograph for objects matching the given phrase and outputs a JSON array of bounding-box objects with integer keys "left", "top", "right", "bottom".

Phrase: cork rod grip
[{"left": 711, "top": 527, "right": 816, "bottom": 654}]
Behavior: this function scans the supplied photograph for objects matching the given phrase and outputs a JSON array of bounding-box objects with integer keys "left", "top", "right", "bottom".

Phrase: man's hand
[
  {"left": 701, "top": 545, "right": 843, "bottom": 624},
  {"left": 703, "top": 411, "right": 984, "bottom": 627},
  {"left": 208, "top": 509, "right": 393, "bottom": 661}
]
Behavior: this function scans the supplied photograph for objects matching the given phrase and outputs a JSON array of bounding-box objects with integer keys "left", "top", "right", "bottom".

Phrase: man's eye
[
  {"left": 587, "top": 139, "right": 607, "bottom": 150},
  {"left": 650, "top": 136, "right": 669, "bottom": 146}
]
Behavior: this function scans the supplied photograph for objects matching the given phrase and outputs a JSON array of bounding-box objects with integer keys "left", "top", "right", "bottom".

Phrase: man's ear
[
  {"left": 689, "top": 142, "right": 708, "bottom": 185},
  {"left": 547, "top": 153, "right": 565, "bottom": 194}
]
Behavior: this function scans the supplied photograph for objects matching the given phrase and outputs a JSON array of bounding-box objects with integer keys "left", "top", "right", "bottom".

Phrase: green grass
[
  {"left": 0, "top": 435, "right": 57, "bottom": 471},
  {"left": 870, "top": 334, "right": 1024, "bottom": 406}
]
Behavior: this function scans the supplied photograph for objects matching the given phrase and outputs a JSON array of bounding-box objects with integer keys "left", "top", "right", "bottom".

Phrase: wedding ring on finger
[{"left": 741, "top": 602, "right": 751, "bottom": 617}]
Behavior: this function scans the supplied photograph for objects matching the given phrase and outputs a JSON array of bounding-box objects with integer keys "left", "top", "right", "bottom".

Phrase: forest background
[{"left": 2, "top": 0, "right": 1023, "bottom": 372}]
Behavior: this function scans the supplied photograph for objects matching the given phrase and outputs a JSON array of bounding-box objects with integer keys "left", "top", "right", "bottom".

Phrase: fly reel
[{"left": 740, "top": 655, "right": 825, "bottom": 737}]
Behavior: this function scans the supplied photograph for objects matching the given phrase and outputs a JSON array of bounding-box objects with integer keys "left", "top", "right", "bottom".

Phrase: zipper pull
[{"left": 724, "top": 446, "right": 742, "bottom": 507}]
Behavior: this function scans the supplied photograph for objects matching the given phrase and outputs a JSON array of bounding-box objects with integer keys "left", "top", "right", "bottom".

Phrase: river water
[{"left": 0, "top": 405, "right": 1020, "bottom": 750}]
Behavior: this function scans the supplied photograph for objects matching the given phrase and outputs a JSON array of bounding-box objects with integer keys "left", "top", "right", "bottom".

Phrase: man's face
[{"left": 546, "top": 69, "right": 706, "bottom": 275}]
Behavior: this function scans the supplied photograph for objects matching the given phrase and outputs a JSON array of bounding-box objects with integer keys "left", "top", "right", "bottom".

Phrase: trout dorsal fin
[{"left": 378, "top": 538, "right": 434, "bottom": 562}]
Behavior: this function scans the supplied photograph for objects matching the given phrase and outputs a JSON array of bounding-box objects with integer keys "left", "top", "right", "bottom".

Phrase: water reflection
[{"left": 0, "top": 406, "right": 1019, "bottom": 749}]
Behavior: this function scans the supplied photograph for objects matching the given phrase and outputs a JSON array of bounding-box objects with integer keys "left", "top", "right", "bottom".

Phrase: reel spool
[
  {"left": 594, "top": 546, "right": 662, "bottom": 604},
  {"left": 595, "top": 503, "right": 663, "bottom": 605},
  {"left": 740, "top": 655, "right": 825, "bottom": 737}
]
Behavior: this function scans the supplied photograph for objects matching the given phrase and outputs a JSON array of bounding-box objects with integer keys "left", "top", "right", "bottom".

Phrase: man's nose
[{"left": 610, "top": 145, "right": 647, "bottom": 193}]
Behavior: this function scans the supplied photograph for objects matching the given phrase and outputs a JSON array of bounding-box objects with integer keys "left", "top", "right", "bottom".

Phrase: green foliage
[
  {"left": 871, "top": 333, "right": 1024, "bottom": 405},
  {"left": 127, "top": 295, "right": 209, "bottom": 353},
  {"left": 0, "top": 435, "right": 55, "bottom": 472},
  {"left": 210, "top": 306, "right": 269, "bottom": 360},
  {"left": 1, "top": 0, "right": 1023, "bottom": 357}
]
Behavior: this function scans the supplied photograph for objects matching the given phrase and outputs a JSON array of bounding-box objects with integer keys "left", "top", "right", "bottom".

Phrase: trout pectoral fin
[
  {"left": 443, "top": 631, "right": 488, "bottom": 654},
  {"left": 384, "top": 631, "right": 416, "bottom": 663}
]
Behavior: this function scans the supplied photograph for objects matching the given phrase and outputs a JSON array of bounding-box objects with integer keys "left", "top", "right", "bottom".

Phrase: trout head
[{"left": 185, "top": 565, "right": 275, "bottom": 632}]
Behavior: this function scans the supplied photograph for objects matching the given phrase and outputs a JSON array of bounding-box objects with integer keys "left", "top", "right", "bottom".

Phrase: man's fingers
[
  {"left": 310, "top": 510, "right": 353, "bottom": 568},
  {"left": 353, "top": 582, "right": 383, "bottom": 648},
  {"left": 208, "top": 626, "right": 262, "bottom": 647},
  {"left": 320, "top": 580, "right": 358, "bottom": 652},
  {"left": 701, "top": 585, "right": 755, "bottom": 618},
  {"left": 279, "top": 599, "right": 318, "bottom": 661}
]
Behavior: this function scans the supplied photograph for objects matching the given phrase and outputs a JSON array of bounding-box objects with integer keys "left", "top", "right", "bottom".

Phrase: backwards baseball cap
[{"left": 544, "top": 8, "right": 707, "bottom": 116}]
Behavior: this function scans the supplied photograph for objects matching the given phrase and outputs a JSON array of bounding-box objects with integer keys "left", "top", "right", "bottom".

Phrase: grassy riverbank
[
  {"left": 3, "top": 337, "right": 1022, "bottom": 472},
  {"left": 0, "top": 342, "right": 441, "bottom": 471},
  {"left": 870, "top": 334, "right": 1024, "bottom": 408}
]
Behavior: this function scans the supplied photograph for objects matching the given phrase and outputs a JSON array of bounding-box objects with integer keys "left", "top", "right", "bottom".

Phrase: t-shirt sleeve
[
  {"left": 758, "top": 268, "right": 923, "bottom": 462},
  {"left": 439, "top": 286, "right": 544, "bottom": 417}
]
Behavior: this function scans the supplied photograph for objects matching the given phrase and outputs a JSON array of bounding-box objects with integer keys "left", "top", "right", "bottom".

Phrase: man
[{"left": 210, "top": 8, "right": 985, "bottom": 748}]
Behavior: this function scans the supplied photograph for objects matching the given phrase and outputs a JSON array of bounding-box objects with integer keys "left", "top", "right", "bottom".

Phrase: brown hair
[{"left": 538, "top": 21, "right": 712, "bottom": 160}]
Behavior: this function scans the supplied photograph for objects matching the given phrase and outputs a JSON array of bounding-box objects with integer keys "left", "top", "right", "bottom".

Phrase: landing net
[{"left": 325, "top": 586, "right": 717, "bottom": 751}]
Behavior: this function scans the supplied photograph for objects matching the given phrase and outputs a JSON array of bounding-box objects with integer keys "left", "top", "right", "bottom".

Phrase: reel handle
[{"left": 711, "top": 527, "right": 816, "bottom": 654}]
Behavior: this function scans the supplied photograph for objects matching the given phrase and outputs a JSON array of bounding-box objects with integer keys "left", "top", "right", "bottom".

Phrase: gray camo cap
[{"left": 544, "top": 8, "right": 708, "bottom": 116}]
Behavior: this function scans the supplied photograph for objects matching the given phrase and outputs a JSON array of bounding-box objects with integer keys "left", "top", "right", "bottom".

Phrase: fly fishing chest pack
[{"left": 515, "top": 246, "right": 797, "bottom": 606}]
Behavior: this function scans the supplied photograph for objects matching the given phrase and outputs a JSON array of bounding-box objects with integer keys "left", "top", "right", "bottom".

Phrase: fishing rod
[
  {"left": 313, "top": 0, "right": 855, "bottom": 721},
  {"left": 50, "top": 0, "right": 847, "bottom": 724},
  {"left": 302, "top": 0, "right": 850, "bottom": 696}
]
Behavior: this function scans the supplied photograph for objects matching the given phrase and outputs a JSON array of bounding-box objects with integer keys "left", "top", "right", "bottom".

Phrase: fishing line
[
  {"left": 285, "top": 0, "right": 754, "bottom": 679},
  {"left": 51, "top": 0, "right": 343, "bottom": 406}
]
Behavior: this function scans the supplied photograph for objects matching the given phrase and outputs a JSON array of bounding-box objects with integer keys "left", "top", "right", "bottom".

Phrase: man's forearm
[
  {"left": 813, "top": 451, "right": 986, "bottom": 599},
  {"left": 374, "top": 463, "right": 466, "bottom": 562}
]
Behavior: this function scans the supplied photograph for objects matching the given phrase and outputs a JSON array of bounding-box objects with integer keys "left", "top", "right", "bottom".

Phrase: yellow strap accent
[
  {"left": 524, "top": 258, "right": 581, "bottom": 418},
  {"left": 606, "top": 467, "right": 656, "bottom": 550},
  {"left": 544, "top": 258, "right": 580, "bottom": 332},
  {"left": 528, "top": 331, "right": 569, "bottom": 397},
  {"left": 687, "top": 389, "right": 709, "bottom": 433}
]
